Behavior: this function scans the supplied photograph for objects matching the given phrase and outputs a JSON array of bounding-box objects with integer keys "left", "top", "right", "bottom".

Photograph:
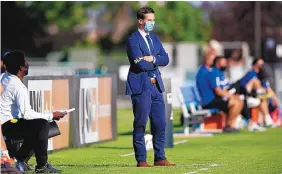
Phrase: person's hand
[
  {"left": 52, "top": 111, "right": 66, "bottom": 121},
  {"left": 143, "top": 56, "right": 154, "bottom": 62}
]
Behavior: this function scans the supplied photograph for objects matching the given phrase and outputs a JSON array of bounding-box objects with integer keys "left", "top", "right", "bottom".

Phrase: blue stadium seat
[
  {"left": 177, "top": 85, "right": 220, "bottom": 134},
  {"left": 180, "top": 86, "right": 200, "bottom": 108},
  {"left": 179, "top": 85, "right": 219, "bottom": 114},
  {"left": 177, "top": 72, "right": 222, "bottom": 134}
]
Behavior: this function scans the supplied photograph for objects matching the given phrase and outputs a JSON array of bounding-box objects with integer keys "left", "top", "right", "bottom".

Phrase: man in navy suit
[{"left": 126, "top": 6, "right": 176, "bottom": 167}]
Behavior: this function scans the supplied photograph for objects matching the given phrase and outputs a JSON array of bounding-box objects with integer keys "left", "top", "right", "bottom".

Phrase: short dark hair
[
  {"left": 2, "top": 52, "right": 10, "bottom": 65},
  {"left": 252, "top": 57, "right": 263, "bottom": 66},
  {"left": 137, "top": 6, "right": 154, "bottom": 20},
  {"left": 4, "top": 50, "right": 26, "bottom": 75},
  {"left": 213, "top": 55, "right": 226, "bottom": 66}
]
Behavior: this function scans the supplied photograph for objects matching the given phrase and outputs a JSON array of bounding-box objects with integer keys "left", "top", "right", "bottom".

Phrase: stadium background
[{"left": 1, "top": 1, "right": 282, "bottom": 173}]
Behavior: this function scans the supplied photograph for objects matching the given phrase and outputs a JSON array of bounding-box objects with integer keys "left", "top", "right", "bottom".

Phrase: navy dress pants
[{"left": 131, "top": 83, "right": 166, "bottom": 162}]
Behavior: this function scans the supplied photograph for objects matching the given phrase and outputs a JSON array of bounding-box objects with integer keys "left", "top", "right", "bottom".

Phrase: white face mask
[{"left": 144, "top": 21, "right": 155, "bottom": 32}]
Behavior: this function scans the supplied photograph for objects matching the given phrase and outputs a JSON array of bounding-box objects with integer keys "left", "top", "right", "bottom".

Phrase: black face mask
[
  {"left": 232, "top": 56, "right": 241, "bottom": 62},
  {"left": 24, "top": 63, "right": 29, "bottom": 76},
  {"left": 220, "top": 66, "right": 227, "bottom": 71},
  {"left": 258, "top": 66, "right": 268, "bottom": 80},
  {"left": 259, "top": 65, "right": 264, "bottom": 71}
]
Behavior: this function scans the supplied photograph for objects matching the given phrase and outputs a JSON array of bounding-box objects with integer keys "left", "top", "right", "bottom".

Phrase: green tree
[
  {"left": 17, "top": 1, "right": 211, "bottom": 43},
  {"left": 4, "top": 1, "right": 212, "bottom": 57},
  {"left": 144, "top": 1, "right": 212, "bottom": 42}
]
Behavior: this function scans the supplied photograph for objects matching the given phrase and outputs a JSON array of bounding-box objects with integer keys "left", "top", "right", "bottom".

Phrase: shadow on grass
[
  {"left": 118, "top": 124, "right": 184, "bottom": 136},
  {"left": 55, "top": 164, "right": 134, "bottom": 168},
  {"left": 118, "top": 130, "right": 151, "bottom": 136},
  {"left": 95, "top": 146, "right": 132, "bottom": 150},
  {"left": 118, "top": 131, "right": 132, "bottom": 136}
]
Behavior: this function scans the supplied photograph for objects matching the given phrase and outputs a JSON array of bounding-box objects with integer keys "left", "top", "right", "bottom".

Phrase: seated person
[
  {"left": 196, "top": 52, "right": 243, "bottom": 133},
  {"left": 1, "top": 82, "right": 21, "bottom": 173},
  {"left": 256, "top": 64, "right": 281, "bottom": 124},
  {"left": 239, "top": 57, "right": 276, "bottom": 127},
  {"left": 0, "top": 50, "right": 66, "bottom": 173},
  {"left": 213, "top": 56, "right": 266, "bottom": 131},
  {"left": 1, "top": 52, "right": 34, "bottom": 170}
]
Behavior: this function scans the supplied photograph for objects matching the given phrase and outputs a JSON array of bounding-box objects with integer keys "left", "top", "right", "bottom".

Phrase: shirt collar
[
  {"left": 202, "top": 64, "right": 212, "bottom": 71},
  {"left": 138, "top": 28, "right": 149, "bottom": 38},
  {"left": 6, "top": 73, "right": 20, "bottom": 80}
]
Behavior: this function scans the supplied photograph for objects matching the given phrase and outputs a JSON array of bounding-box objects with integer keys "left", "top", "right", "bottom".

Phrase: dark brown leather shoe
[
  {"left": 154, "top": 160, "right": 176, "bottom": 166},
  {"left": 137, "top": 162, "right": 152, "bottom": 167}
]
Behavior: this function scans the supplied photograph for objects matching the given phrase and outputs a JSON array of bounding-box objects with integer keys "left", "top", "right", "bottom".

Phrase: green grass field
[{"left": 32, "top": 109, "right": 282, "bottom": 174}]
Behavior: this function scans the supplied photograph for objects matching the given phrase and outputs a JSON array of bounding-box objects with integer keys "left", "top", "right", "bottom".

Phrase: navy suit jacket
[{"left": 125, "top": 30, "right": 169, "bottom": 95}]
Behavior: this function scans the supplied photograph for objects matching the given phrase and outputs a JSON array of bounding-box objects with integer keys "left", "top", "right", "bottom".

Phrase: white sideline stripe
[
  {"left": 174, "top": 140, "right": 188, "bottom": 145},
  {"left": 199, "top": 168, "right": 209, "bottom": 171},
  {"left": 178, "top": 164, "right": 222, "bottom": 167},
  {"left": 184, "top": 164, "right": 222, "bottom": 174},
  {"left": 120, "top": 152, "right": 135, "bottom": 157},
  {"left": 120, "top": 140, "right": 188, "bottom": 157}
]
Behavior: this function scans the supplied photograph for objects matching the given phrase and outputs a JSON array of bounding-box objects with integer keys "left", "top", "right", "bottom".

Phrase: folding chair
[{"left": 177, "top": 85, "right": 220, "bottom": 135}]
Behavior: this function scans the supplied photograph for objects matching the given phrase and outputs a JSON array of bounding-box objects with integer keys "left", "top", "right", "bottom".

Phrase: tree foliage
[
  {"left": 145, "top": 1, "right": 212, "bottom": 42},
  {"left": 2, "top": 1, "right": 212, "bottom": 56},
  {"left": 203, "top": 1, "right": 282, "bottom": 54},
  {"left": 16, "top": 1, "right": 115, "bottom": 32}
]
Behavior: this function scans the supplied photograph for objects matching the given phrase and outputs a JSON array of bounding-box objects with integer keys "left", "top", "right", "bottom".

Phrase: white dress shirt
[
  {"left": 138, "top": 28, "right": 156, "bottom": 69},
  {"left": 138, "top": 28, "right": 151, "bottom": 53},
  {"left": 0, "top": 73, "right": 53, "bottom": 124}
]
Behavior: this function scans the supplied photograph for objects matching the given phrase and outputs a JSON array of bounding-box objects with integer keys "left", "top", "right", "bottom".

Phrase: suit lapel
[{"left": 135, "top": 31, "right": 150, "bottom": 55}]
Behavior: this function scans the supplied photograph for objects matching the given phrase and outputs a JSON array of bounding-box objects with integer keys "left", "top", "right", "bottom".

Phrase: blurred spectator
[
  {"left": 202, "top": 40, "right": 223, "bottom": 57},
  {"left": 229, "top": 49, "right": 243, "bottom": 63},
  {"left": 228, "top": 49, "right": 246, "bottom": 83},
  {"left": 196, "top": 50, "right": 243, "bottom": 133},
  {"left": 239, "top": 57, "right": 279, "bottom": 127},
  {"left": 216, "top": 56, "right": 266, "bottom": 131},
  {"left": 255, "top": 61, "right": 281, "bottom": 120}
]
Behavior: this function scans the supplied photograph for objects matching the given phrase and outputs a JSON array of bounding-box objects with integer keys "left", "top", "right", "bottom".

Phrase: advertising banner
[
  {"left": 26, "top": 79, "right": 70, "bottom": 151},
  {"left": 23, "top": 75, "right": 117, "bottom": 150},
  {"left": 78, "top": 77, "right": 113, "bottom": 145}
]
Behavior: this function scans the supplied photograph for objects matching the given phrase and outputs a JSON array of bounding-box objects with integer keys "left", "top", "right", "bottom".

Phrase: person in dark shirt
[
  {"left": 213, "top": 56, "right": 266, "bottom": 131},
  {"left": 196, "top": 52, "right": 243, "bottom": 133},
  {"left": 239, "top": 58, "right": 278, "bottom": 127}
]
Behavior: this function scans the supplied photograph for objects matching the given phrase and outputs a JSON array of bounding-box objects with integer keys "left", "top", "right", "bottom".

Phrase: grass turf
[{"left": 29, "top": 108, "right": 282, "bottom": 174}]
